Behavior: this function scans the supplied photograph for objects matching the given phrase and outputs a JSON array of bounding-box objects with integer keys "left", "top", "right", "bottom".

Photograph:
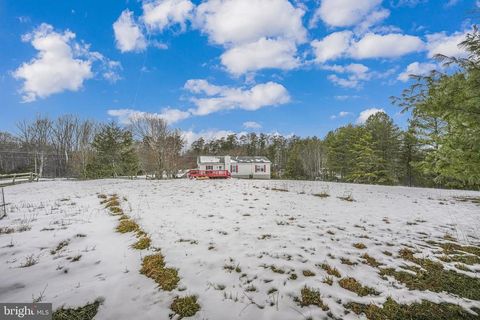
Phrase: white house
[{"left": 197, "top": 156, "right": 271, "bottom": 179}]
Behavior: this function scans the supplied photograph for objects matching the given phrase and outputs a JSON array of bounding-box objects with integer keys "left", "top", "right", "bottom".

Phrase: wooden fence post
[{"left": 1, "top": 188, "right": 6, "bottom": 220}]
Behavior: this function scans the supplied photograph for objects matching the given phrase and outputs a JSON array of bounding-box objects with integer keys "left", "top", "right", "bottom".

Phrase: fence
[{"left": 0, "top": 172, "right": 39, "bottom": 187}]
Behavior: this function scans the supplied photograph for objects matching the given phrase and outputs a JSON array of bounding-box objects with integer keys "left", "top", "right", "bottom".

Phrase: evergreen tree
[
  {"left": 364, "top": 112, "right": 401, "bottom": 185},
  {"left": 285, "top": 139, "right": 305, "bottom": 179},
  {"left": 86, "top": 122, "right": 138, "bottom": 178},
  {"left": 324, "top": 125, "right": 357, "bottom": 180},
  {"left": 347, "top": 128, "right": 380, "bottom": 184},
  {"left": 395, "top": 26, "right": 480, "bottom": 189}
]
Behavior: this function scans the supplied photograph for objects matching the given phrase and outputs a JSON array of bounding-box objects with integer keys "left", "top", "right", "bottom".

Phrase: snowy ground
[{"left": 1, "top": 179, "right": 479, "bottom": 319}]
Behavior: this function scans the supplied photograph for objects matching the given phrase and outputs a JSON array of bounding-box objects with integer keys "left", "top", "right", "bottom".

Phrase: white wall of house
[
  {"left": 197, "top": 156, "right": 271, "bottom": 179},
  {"left": 229, "top": 162, "right": 270, "bottom": 179}
]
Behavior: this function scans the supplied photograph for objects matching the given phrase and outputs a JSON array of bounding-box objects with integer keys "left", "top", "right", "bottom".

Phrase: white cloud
[
  {"left": 426, "top": 31, "right": 468, "bottom": 58},
  {"left": 113, "top": 10, "right": 147, "bottom": 53},
  {"left": 220, "top": 38, "right": 299, "bottom": 75},
  {"left": 312, "top": 0, "right": 385, "bottom": 28},
  {"left": 350, "top": 33, "right": 424, "bottom": 59},
  {"left": 445, "top": 0, "right": 460, "bottom": 7},
  {"left": 398, "top": 61, "right": 437, "bottom": 82},
  {"left": 243, "top": 121, "right": 262, "bottom": 129},
  {"left": 142, "top": 0, "right": 194, "bottom": 32},
  {"left": 356, "top": 108, "right": 385, "bottom": 124},
  {"left": 323, "top": 63, "right": 372, "bottom": 88},
  {"left": 312, "top": 32, "right": 424, "bottom": 63},
  {"left": 108, "top": 107, "right": 190, "bottom": 124},
  {"left": 193, "top": 0, "right": 307, "bottom": 75},
  {"left": 327, "top": 75, "right": 360, "bottom": 88},
  {"left": 311, "top": 31, "right": 353, "bottom": 63},
  {"left": 13, "top": 24, "right": 118, "bottom": 102},
  {"left": 330, "top": 111, "right": 353, "bottom": 119},
  {"left": 185, "top": 79, "right": 290, "bottom": 116},
  {"left": 355, "top": 8, "right": 390, "bottom": 34},
  {"left": 184, "top": 79, "right": 224, "bottom": 95},
  {"left": 334, "top": 95, "right": 360, "bottom": 101},
  {"left": 195, "top": 0, "right": 306, "bottom": 46}
]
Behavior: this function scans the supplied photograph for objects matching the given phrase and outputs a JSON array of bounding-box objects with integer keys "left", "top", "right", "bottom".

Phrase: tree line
[
  {"left": 0, "top": 115, "right": 185, "bottom": 179},
  {"left": 187, "top": 26, "right": 480, "bottom": 190},
  {"left": 1, "top": 27, "right": 478, "bottom": 189}
]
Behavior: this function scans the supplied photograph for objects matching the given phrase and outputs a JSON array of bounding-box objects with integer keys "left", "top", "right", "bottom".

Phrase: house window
[
  {"left": 255, "top": 165, "right": 266, "bottom": 173},
  {"left": 230, "top": 165, "right": 238, "bottom": 173},
  {"left": 206, "top": 165, "right": 213, "bottom": 170}
]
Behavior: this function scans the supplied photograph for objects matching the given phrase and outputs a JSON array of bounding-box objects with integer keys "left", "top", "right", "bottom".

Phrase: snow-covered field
[{"left": 1, "top": 179, "right": 479, "bottom": 319}]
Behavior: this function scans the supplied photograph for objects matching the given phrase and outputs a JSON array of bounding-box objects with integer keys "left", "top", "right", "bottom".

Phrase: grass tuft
[
  {"left": 116, "top": 219, "right": 139, "bottom": 233},
  {"left": 313, "top": 192, "right": 330, "bottom": 198},
  {"left": 340, "top": 257, "right": 357, "bottom": 266},
  {"left": 53, "top": 299, "right": 102, "bottom": 320},
  {"left": 353, "top": 243, "right": 367, "bottom": 249},
  {"left": 51, "top": 240, "right": 70, "bottom": 255},
  {"left": 170, "top": 296, "right": 200, "bottom": 319},
  {"left": 302, "top": 269, "right": 316, "bottom": 277},
  {"left": 0, "top": 227, "right": 15, "bottom": 234},
  {"left": 109, "top": 206, "right": 123, "bottom": 215},
  {"left": 132, "top": 236, "right": 151, "bottom": 250},
  {"left": 295, "top": 286, "right": 329, "bottom": 311},
  {"left": 20, "top": 254, "right": 38, "bottom": 268},
  {"left": 318, "top": 263, "right": 341, "bottom": 278},
  {"left": 339, "top": 277, "right": 379, "bottom": 296},
  {"left": 140, "top": 254, "right": 179, "bottom": 291},
  {"left": 322, "top": 276, "right": 334, "bottom": 286},
  {"left": 361, "top": 253, "right": 381, "bottom": 267}
]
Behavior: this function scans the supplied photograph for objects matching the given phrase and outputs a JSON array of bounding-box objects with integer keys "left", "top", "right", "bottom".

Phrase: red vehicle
[{"left": 187, "top": 170, "right": 231, "bottom": 179}]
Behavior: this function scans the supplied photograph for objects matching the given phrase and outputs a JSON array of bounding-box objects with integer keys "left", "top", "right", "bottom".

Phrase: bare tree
[
  {"left": 73, "top": 119, "right": 97, "bottom": 178},
  {"left": 17, "top": 115, "right": 52, "bottom": 178},
  {"left": 51, "top": 115, "right": 78, "bottom": 176},
  {"left": 129, "top": 115, "right": 184, "bottom": 179}
]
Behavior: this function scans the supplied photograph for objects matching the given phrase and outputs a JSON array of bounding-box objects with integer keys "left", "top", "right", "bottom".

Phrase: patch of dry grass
[
  {"left": 53, "top": 299, "right": 102, "bottom": 320},
  {"left": 318, "top": 263, "right": 341, "bottom": 278},
  {"left": 346, "top": 297, "right": 480, "bottom": 320},
  {"left": 380, "top": 248, "right": 480, "bottom": 300},
  {"left": 170, "top": 296, "right": 200, "bottom": 319},
  {"left": 302, "top": 269, "right": 316, "bottom": 277},
  {"left": 361, "top": 253, "right": 381, "bottom": 267},
  {"left": 353, "top": 243, "right": 367, "bottom": 249},
  {"left": 339, "top": 277, "right": 379, "bottom": 296},
  {"left": 140, "top": 254, "right": 179, "bottom": 291},
  {"left": 295, "top": 286, "right": 329, "bottom": 311},
  {"left": 116, "top": 219, "right": 139, "bottom": 233},
  {"left": 50, "top": 240, "right": 70, "bottom": 255},
  {"left": 132, "top": 236, "right": 151, "bottom": 250}
]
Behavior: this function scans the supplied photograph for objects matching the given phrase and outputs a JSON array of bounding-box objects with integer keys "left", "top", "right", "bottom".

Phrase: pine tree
[
  {"left": 347, "top": 128, "right": 380, "bottom": 184},
  {"left": 324, "top": 125, "right": 358, "bottom": 181},
  {"left": 364, "top": 112, "right": 401, "bottom": 185},
  {"left": 86, "top": 122, "right": 138, "bottom": 178}
]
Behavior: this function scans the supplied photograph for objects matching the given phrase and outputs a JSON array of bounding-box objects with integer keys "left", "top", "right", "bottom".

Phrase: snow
[{"left": 1, "top": 179, "right": 479, "bottom": 319}]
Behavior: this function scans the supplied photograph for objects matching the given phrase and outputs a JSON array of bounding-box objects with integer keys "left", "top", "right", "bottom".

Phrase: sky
[{"left": 1, "top": 0, "right": 479, "bottom": 144}]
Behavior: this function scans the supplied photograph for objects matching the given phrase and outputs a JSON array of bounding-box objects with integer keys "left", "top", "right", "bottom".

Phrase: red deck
[{"left": 187, "top": 170, "right": 231, "bottom": 179}]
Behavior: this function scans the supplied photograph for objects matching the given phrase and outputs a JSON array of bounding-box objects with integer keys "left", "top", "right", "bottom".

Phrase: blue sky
[{"left": 1, "top": 0, "right": 478, "bottom": 143}]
